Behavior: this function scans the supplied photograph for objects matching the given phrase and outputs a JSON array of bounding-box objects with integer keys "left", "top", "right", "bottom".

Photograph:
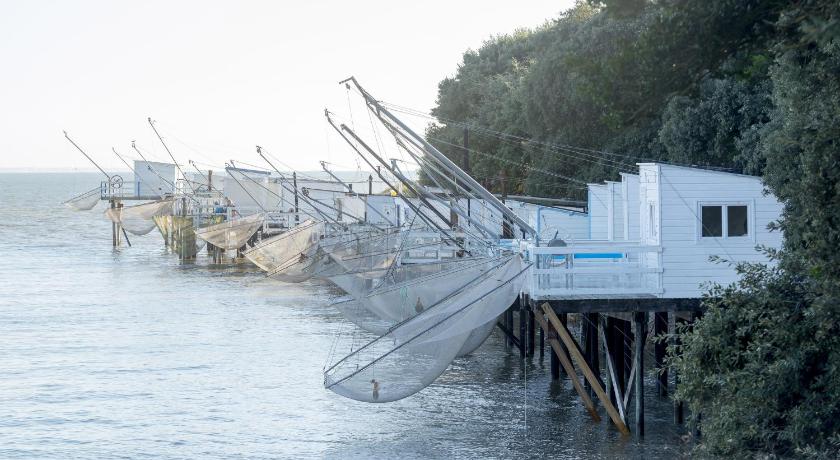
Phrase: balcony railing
[{"left": 527, "top": 241, "right": 663, "bottom": 299}]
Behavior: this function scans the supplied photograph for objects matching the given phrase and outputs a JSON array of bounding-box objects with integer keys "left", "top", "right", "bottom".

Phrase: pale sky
[{"left": 0, "top": 1, "right": 573, "bottom": 172}]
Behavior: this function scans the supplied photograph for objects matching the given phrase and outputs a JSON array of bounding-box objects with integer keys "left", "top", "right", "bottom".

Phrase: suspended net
[
  {"left": 324, "top": 255, "right": 527, "bottom": 403},
  {"left": 63, "top": 187, "right": 100, "bottom": 211},
  {"left": 104, "top": 199, "right": 174, "bottom": 235},
  {"left": 331, "top": 298, "right": 395, "bottom": 336},
  {"left": 325, "top": 230, "right": 448, "bottom": 277},
  {"left": 361, "top": 257, "right": 503, "bottom": 324},
  {"left": 328, "top": 258, "right": 492, "bottom": 334},
  {"left": 194, "top": 213, "right": 265, "bottom": 251},
  {"left": 243, "top": 220, "right": 325, "bottom": 281}
]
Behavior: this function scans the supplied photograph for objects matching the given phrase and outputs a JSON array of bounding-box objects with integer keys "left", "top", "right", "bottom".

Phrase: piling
[
  {"left": 654, "top": 311, "right": 668, "bottom": 396},
  {"left": 527, "top": 308, "right": 535, "bottom": 357},
  {"left": 582, "top": 313, "right": 600, "bottom": 397},
  {"left": 519, "top": 302, "right": 526, "bottom": 359},
  {"left": 110, "top": 199, "right": 117, "bottom": 247},
  {"left": 673, "top": 315, "right": 686, "bottom": 424},
  {"left": 633, "top": 311, "right": 646, "bottom": 436}
]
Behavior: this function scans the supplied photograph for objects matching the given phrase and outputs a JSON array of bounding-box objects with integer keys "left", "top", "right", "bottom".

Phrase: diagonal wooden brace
[
  {"left": 533, "top": 309, "right": 601, "bottom": 422},
  {"left": 542, "top": 303, "right": 630, "bottom": 435}
]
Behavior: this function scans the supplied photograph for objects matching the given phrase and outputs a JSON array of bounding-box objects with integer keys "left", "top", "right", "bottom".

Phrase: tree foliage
[{"left": 430, "top": 0, "right": 840, "bottom": 456}]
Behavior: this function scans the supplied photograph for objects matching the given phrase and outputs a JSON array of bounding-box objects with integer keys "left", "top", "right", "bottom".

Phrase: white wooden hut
[
  {"left": 133, "top": 160, "right": 176, "bottom": 197},
  {"left": 529, "top": 163, "right": 784, "bottom": 300}
]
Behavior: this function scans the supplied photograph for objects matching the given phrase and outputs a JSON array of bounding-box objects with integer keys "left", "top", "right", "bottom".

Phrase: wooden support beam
[
  {"left": 527, "top": 309, "right": 536, "bottom": 357},
  {"left": 542, "top": 303, "right": 630, "bottom": 435},
  {"left": 539, "top": 298, "right": 703, "bottom": 314},
  {"left": 633, "top": 312, "right": 646, "bottom": 436},
  {"left": 623, "top": 358, "right": 637, "bottom": 413},
  {"left": 674, "top": 314, "right": 687, "bottom": 424},
  {"left": 495, "top": 322, "right": 522, "bottom": 351},
  {"left": 519, "top": 304, "right": 526, "bottom": 359},
  {"left": 606, "top": 316, "right": 627, "bottom": 399},
  {"left": 533, "top": 311, "right": 600, "bottom": 422},
  {"left": 599, "top": 317, "right": 627, "bottom": 423},
  {"left": 654, "top": 311, "right": 668, "bottom": 397},
  {"left": 538, "top": 311, "right": 545, "bottom": 359},
  {"left": 583, "top": 313, "right": 600, "bottom": 398},
  {"left": 505, "top": 308, "right": 514, "bottom": 348}
]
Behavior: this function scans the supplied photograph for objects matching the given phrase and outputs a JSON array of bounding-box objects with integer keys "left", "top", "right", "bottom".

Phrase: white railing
[
  {"left": 399, "top": 231, "right": 462, "bottom": 263},
  {"left": 528, "top": 241, "right": 663, "bottom": 299}
]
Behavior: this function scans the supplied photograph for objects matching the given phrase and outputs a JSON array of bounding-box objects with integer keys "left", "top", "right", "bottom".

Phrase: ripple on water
[{"left": 0, "top": 173, "right": 689, "bottom": 459}]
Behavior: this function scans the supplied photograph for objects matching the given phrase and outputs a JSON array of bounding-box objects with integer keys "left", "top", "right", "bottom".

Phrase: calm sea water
[{"left": 0, "top": 173, "right": 689, "bottom": 459}]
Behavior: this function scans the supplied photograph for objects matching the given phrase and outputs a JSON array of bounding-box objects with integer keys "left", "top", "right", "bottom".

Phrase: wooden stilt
[
  {"left": 654, "top": 311, "right": 668, "bottom": 397},
  {"left": 583, "top": 313, "right": 600, "bottom": 398},
  {"left": 527, "top": 309, "right": 535, "bottom": 357},
  {"left": 110, "top": 199, "right": 117, "bottom": 247},
  {"left": 599, "top": 317, "right": 627, "bottom": 423},
  {"left": 606, "top": 316, "right": 627, "bottom": 400},
  {"left": 542, "top": 303, "right": 630, "bottom": 435},
  {"left": 633, "top": 311, "right": 646, "bottom": 436},
  {"left": 533, "top": 310, "right": 601, "bottom": 422},
  {"left": 519, "top": 301, "right": 526, "bottom": 359},
  {"left": 505, "top": 307, "right": 514, "bottom": 348},
  {"left": 674, "top": 315, "right": 685, "bottom": 424},
  {"left": 538, "top": 304, "right": 545, "bottom": 360}
]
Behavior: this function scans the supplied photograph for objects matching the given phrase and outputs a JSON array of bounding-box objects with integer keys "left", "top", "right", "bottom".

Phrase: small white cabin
[
  {"left": 223, "top": 168, "right": 275, "bottom": 214},
  {"left": 133, "top": 160, "right": 176, "bottom": 197},
  {"left": 529, "top": 163, "right": 784, "bottom": 300},
  {"left": 638, "top": 163, "right": 783, "bottom": 298}
]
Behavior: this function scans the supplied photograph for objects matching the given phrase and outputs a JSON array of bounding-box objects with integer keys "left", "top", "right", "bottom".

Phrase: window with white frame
[{"left": 699, "top": 203, "right": 749, "bottom": 238}]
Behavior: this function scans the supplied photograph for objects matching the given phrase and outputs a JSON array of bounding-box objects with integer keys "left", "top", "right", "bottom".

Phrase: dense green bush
[{"left": 429, "top": 0, "right": 840, "bottom": 455}]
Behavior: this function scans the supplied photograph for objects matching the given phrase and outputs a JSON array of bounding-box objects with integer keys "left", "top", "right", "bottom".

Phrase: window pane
[
  {"left": 701, "top": 206, "right": 722, "bottom": 237},
  {"left": 728, "top": 205, "right": 748, "bottom": 237}
]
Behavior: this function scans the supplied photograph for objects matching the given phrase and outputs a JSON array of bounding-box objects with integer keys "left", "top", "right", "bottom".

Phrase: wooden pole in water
[
  {"left": 654, "top": 311, "right": 668, "bottom": 396},
  {"left": 599, "top": 317, "right": 627, "bottom": 423},
  {"left": 533, "top": 310, "right": 600, "bottom": 422},
  {"left": 542, "top": 303, "right": 630, "bottom": 435},
  {"left": 519, "top": 299, "right": 526, "bottom": 359},
  {"left": 583, "top": 313, "right": 600, "bottom": 398},
  {"left": 538, "top": 311, "right": 545, "bottom": 359},
  {"left": 110, "top": 199, "right": 117, "bottom": 247},
  {"left": 293, "top": 172, "right": 299, "bottom": 225},
  {"left": 633, "top": 311, "right": 646, "bottom": 436},
  {"left": 116, "top": 201, "right": 123, "bottom": 247},
  {"left": 527, "top": 308, "right": 535, "bottom": 357},
  {"left": 674, "top": 314, "right": 685, "bottom": 424}
]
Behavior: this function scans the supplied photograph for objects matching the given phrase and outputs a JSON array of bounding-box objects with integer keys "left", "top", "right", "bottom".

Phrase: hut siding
[
  {"left": 621, "top": 173, "right": 640, "bottom": 241},
  {"left": 638, "top": 163, "right": 783, "bottom": 299},
  {"left": 588, "top": 184, "right": 610, "bottom": 240}
]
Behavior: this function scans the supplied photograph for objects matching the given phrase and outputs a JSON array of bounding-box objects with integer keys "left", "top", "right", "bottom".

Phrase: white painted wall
[
  {"left": 222, "top": 169, "right": 274, "bottom": 214},
  {"left": 588, "top": 184, "right": 609, "bottom": 240},
  {"left": 133, "top": 160, "right": 176, "bottom": 197},
  {"left": 365, "top": 195, "right": 398, "bottom": 226},
  {"left": 639, "top": 163, "right": 784, "bottom": 298},
  {"left": 621, "top": 173, "right": 640, "bottom": 241},
  {"left": 506, "top": 200, "right": 589, "bottom": 242},
  {"left": 606, "top": 181, "right": 624, "bottom": 241}
]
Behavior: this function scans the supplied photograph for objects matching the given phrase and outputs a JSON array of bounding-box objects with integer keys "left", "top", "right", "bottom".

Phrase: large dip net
[
  {"left": 243, "top": 220, "right": 325, "bottom": 282},
  {"left": 63, "top": 187, "right": 100, "bottom": 211},
  {"left": 194, "top": 213, "right": 265, "bottom": 251},
  {"left": 324, "top": 255, "right": 527, "bottom": 403},
  {"left": 104, "top": 199, "right": 173, "bottom": 235}
]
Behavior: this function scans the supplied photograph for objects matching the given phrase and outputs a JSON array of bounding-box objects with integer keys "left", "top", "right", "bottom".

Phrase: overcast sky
[{"left": 0, "top": 1, "right": 572, "bottom": 172}]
